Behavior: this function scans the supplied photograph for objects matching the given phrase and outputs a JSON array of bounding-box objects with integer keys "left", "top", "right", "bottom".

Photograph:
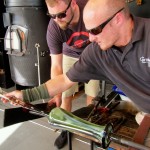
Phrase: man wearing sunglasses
[
  {"left": 45, "top": 0, "right": 100, "bottom": 148},
  {"left": 2, "top": 0, "right": 150, "bottom": 148}
]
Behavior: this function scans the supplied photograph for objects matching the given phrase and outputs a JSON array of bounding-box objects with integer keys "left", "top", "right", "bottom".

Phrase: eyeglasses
[
  {"left": 47, "top": 0, "right": 72, "bottom": 19},
  {"left": 87, "top": 8, "right": 124, "bottom": 35}
]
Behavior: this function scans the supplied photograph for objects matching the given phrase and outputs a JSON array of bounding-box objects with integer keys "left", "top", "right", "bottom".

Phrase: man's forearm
[
  {"left": 45, "top": 74, "right": 75, "bottom": 97},
  {"left": 50, "top": 54, "right": 63, "bottom": 79},
  {"left": 21, "top": 74, "right": 75, "bottom": 102},
  {"left": 51, "top": 65, "right": 63, "bottom": 98},
  {"left": 22, "top": 84, "right": 50, "bottom": 102},
  {"left": 51, "top": 66, "right": 63, "bottom": 79}
]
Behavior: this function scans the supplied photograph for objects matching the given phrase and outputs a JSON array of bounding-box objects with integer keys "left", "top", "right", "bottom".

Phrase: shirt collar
[{"left": 131, "top": 15, "right": 145, "bottom": 44}]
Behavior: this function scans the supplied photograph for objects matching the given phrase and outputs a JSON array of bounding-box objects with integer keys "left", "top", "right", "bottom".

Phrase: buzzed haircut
[{"left": 45, "top": 0, "right": 70, "bottom": 7}]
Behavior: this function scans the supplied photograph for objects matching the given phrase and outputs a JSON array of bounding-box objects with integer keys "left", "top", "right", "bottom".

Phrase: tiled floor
[{"left": 0, "top": 83, "right": 113, "bottom": 150}]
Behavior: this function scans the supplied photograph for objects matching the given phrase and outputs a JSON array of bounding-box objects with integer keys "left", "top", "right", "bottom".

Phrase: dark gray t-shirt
[
  {"left": 67, "top": 16, "right": 150, "bottom": 113},
  {"left": 46, "top": 0, "right": 89, "bottom": 58}
]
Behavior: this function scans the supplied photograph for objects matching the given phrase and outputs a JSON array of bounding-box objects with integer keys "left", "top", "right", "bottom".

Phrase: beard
[
  {"left": 58, "top": 21, "right": 70, "bottom": 30},
  {"left": 58, "top": 10, "right": 74, "bottom": 30}
]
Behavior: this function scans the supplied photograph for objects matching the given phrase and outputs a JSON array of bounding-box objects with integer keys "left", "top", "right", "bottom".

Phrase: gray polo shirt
[{"left": 67, "top": 16, "right": 150, "bottom": 113}]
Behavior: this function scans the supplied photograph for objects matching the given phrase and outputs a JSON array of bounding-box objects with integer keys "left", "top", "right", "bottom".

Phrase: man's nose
[
  {"left": 55, "top": 17, "right": 60, "bottom": 21},
  {"left": 89, "top": 33, "right": 97, "bottom": 42}
]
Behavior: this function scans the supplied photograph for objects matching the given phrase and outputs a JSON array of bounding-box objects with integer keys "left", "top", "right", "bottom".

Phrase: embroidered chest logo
[{"left": 140, "top": 56, "right": 150, "bottom": 67}]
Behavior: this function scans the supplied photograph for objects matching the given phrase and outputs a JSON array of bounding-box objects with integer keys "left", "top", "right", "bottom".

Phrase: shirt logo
[
  {"left": 140, "top": 56, "right": 150, "bottom": 67},
  {"left": 67, "top": 31, "right": 89, "bottom": 49}
]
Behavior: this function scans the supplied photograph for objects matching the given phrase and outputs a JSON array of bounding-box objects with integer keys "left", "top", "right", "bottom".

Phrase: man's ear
[
  {"left": 115, "top": 13, "right": 123, "bottom": 25},
  {"left": 71, "top": 0, "right": 77, "bottom": 8}
]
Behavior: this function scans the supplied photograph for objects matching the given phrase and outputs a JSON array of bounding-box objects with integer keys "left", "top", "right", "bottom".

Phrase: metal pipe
[
  {"left": 111, "top": 133, "right": 150, "bottom": 150},
  {"left": 35, "top": 43, "right": 41, "bottom": 86}
]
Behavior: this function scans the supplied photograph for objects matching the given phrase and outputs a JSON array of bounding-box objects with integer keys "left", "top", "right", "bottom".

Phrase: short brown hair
[{"left": 45, "top": 0, "right": 70, "bottom": 7}]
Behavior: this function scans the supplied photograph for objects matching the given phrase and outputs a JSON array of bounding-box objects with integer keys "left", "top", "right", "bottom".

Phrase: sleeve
[
  {"left": 46, "top": 19, "right": 64, "bottom": 54},
  {"left": 66, "top": 43, "right": 102, "bottom": 83},
  {"left": 22, "top": 84, "right": 51, "bottom": 102}
]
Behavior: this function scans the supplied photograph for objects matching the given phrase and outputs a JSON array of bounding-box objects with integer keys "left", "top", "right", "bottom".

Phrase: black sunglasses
[
  {"left": 87, "top": 8, "right": 124, "bottom": 35},
  {"left": 47, "top": 0, "right": 72, "bottom": 19}
]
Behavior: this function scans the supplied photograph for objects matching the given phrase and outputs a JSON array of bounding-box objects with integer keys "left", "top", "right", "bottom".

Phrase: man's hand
[
  {"left": 1, "top": 90, "right": 23, "bottom": 104},
  {"left": 48, "top": 94, "right": 62, "bottom": 107}
]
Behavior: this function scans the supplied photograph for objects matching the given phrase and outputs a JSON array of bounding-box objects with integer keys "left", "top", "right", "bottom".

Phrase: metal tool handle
[
  {"left": 35, "top": 43, "right": 41, "bottom": 86},
  {"left": 111, "top": 133, "right": 150, "bottom": 150}
]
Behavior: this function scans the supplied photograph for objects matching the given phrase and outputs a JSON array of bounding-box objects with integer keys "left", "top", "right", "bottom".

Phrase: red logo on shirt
[{"left": 66, "top": 32, "right": 90, "bottom": 48}]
